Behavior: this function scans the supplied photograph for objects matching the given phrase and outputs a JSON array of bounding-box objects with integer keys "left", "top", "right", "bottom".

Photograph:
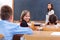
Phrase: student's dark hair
[
  {"left": 20, "top": 10, "right": 30, "bottom": 22},
  {"left": 47, "top": 3, "right": 54, "bottom": 12},
  {"left": 1, "top": 5, "right": 12, "bottom": 20},
  {"left": 47, "top": 14, "right": 57, "bottom": 25}
]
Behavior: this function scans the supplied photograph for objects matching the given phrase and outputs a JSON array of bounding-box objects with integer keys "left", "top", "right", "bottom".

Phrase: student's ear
[{"left": 9, "top": 15, "right": 13, "bottom": 22}]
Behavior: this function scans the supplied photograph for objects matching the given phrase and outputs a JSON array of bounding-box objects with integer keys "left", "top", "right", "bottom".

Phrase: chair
[
  {"left": 13, "top": 34, "right": 23, "bottom": 40},
  {"left": 0, "top": 34, "right": 4, "bottom": 40}
]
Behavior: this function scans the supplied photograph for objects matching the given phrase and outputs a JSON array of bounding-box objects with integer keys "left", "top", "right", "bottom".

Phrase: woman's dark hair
[
  {"left": 47, "top": 3, "right": 54, "bottom": 12},
  {"left": 47, "top": 14, "right": 58, "bottom": 25},
  {"left": 20, "top": 10, "right": 30, "bottom": 22}
]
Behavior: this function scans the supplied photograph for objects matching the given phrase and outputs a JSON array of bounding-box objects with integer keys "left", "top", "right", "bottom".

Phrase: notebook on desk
[{"left": 51, "top": 32, "right": 60, "bottom": 36}]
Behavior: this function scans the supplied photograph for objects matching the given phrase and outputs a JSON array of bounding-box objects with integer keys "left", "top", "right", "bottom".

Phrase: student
[
  {"left": 46, "top": 3, "right": 54, "bottom": 23},
  {"left": 20, "top": 10, "right": 37, "bottom": 30},
  {"left": 0, "top": 5, "right": 33, "bottom": 40},
  {"left": 43, "top": 14, "right": 60, "bottom": 31},
  {"left": 47, "top": 14, "right": 57, "bottom": 25},
  {"left": 20, "top": 10, "right": 30, "bottom": 27},
  {"left": 46, "top": 14, "right": 60, "bottom": 28}
]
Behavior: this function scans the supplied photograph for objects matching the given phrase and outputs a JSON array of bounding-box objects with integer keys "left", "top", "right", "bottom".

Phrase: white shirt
[
  {"left": 48, "top": 10, "right": 54, "bottom": 15},
  {"left": 46, "top": 10, "right": 54, "bottom": 23}
]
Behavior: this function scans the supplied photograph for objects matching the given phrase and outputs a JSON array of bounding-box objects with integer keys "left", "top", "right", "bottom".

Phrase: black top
[{"left": 20, "top": 20, "right": 28, "bottom": 27}]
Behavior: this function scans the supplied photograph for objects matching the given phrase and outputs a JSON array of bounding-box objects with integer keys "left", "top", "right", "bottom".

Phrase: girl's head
[
  {"left": 47, "top": 14, "right": 58, "bottom": 25},
  {"left": 20, "top": 10, "right": 30, "bottom": 22},
  {"left": 47, "top": 3, "right": 53, "bottom": 11}
]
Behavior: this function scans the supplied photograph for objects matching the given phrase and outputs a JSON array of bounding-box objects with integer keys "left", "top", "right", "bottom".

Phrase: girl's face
[
  {"left": 23, "top": 12, "right": 30, "bottom": 22},
  {"left": 48, "top": 4, "right": 52, "bottom": 9}
]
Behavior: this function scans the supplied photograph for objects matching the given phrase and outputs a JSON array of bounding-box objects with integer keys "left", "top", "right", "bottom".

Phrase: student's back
[
  {"left": 0, "top": 20, "right": 17, "bottom": 40},
  {"left": 0, "top": 20, "right": 33, "bottom": 40}
]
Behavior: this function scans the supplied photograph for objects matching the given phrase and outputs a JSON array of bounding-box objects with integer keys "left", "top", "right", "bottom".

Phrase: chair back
[{"left": 0, "top": 34, "right": 4, "bottom": 40}]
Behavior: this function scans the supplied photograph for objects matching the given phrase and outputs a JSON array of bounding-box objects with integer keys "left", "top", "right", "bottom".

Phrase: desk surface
[{"left": 24, "top": 31, "right": 60, "bottom": 40}]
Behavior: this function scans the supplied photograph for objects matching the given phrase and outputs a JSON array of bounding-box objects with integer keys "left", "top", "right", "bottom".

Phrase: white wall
[
  {"left": 0, "top": 0, "right": 12, "bottom": 8},
  {"left": 0, "top": 0, "right": 12, "bottom": 20}
]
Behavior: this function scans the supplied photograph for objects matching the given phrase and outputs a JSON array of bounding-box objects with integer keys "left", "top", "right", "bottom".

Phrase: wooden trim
[{"left": 12, "top": 0, "right": 14, "bottom": 22}]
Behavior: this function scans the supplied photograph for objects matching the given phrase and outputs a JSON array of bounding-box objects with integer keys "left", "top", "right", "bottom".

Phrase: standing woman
[
  {"left": 47, "top": 3, "right": 54, "bottom": 15},
  {"left": 46, "top": 3, "right": 54, "bottom": 24}
]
